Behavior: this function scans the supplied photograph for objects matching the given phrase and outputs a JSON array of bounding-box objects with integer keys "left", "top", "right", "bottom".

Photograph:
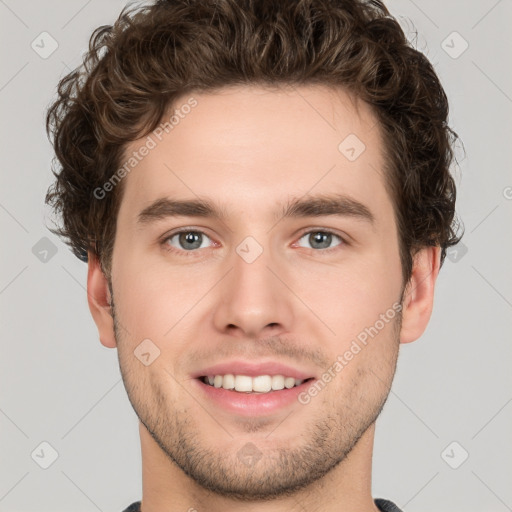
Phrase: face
[{"left": 107, "top": 85, "right": 405, "bottom": 499}]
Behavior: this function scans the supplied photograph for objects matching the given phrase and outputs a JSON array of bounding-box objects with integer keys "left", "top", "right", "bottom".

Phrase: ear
[
  {"left": 87, "top": 250, "right": 117, "bottom": 348},
  {"left": 399, "top": 246, "right": 441, "bottom": 344}
]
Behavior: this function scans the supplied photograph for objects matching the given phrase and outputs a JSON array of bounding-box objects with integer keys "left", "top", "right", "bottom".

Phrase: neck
[{"left": 138, "top": 421, "right": 380, "bottom": 512}]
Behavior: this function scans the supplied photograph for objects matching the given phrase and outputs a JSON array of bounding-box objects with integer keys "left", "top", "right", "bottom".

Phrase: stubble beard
[{"left": 110, "top": 289, "right": 401, "bottom": 501}]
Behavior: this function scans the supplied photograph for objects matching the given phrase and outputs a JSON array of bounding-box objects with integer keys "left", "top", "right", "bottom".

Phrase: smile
[{"left": 200, "top": 374, "right": 314, "bottom": 393}]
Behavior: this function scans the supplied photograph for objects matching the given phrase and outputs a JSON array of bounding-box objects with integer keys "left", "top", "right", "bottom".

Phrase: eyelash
[{"left": 160, "top": 227, "right": 348, "bottom": 257}]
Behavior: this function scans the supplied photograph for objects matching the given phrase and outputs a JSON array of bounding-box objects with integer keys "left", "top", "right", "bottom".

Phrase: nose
[{"left": 212, "top": 241, "right": 295, "bottom": 339}]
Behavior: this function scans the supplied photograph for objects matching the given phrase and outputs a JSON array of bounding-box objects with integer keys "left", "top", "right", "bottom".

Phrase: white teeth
[
  {"left": 252, "top": 375, "right": 272, "bottom": 393},
  {"left": 235, "top": 375, "right": 253, "bottom": 392},
  {"left": 271, "top": 375, "right": 285, "bottom": 390},
  {"left": 222, "top": 374, "right": 235, "bottom": 390},
  {"left": 203, "top": 374, "right": 306, "bottom": 393},
  {"left": 284, "top": 377, "right": 296, "bottom": 389}
]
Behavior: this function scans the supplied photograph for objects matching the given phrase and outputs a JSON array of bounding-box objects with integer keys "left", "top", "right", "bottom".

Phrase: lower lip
[{"left": 193, "top": 378, "right": 315, "bottom": 417}]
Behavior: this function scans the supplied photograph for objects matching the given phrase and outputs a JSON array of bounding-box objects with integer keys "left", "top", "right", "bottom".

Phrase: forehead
[{"left": 118, "top": 84, "right": 390, "bottom": 225}]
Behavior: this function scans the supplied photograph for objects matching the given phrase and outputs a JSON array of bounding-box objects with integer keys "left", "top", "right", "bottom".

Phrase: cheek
[
  {"left": 111, "top": 260, "right": 163, "bottom": 342},
  {"left": 112, "top": 254, "right": 211, "bottom": 345},
  {"left": 298, "top": 253, "right": 402, "bottom": 340},
  {"left": 323, "top": 304, "right": 401, "bottom": 404}
]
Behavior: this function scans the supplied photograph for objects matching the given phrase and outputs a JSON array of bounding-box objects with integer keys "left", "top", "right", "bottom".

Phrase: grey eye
[
  {"left": 297, "top": 231, "right": 342, "bottom": 250},
  {"left": 166, "top": 231, "right": 212, "bottom": 251}
]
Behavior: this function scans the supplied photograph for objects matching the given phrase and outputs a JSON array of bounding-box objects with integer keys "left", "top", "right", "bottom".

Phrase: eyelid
[
  {"left": 293, "top": 227, "right": 349, "bottom": 252},
  {"left": 295, "top": 226, "right": 349, "bottom": 242},
  {"left": 160, "top": 227, "right": 217, "bottom": 255}
]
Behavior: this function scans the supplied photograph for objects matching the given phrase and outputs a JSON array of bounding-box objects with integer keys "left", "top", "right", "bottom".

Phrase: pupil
[
  {"left": 180, "top": 232, "right": 201, "bottom": 250},
  {"left": 311, "top": 232, "right": 330, "bottom": 249}
]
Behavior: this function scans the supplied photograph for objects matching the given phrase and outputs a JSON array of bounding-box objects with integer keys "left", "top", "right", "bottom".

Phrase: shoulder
[
  {"left": 375, "top": 498, "right": 404, "bottom": 512},
  {"left": 121, "top": 501, "right": 141, "bottom": 512}
]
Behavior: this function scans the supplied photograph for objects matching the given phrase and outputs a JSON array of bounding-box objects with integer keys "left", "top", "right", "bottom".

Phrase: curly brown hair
[{"left": 45, "top": 0, "right": 462, "bottom": 285}]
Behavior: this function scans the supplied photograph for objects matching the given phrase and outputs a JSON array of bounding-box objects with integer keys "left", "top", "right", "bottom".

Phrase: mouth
[
  {"left": 190, "top": 360, "right": 318, "bottom": 416},
  {"left": 193, "top": 374, "right": 316, "bottom": 416},
  {"left": 198, "top": 374, "right": 316, "bottom": 394}
]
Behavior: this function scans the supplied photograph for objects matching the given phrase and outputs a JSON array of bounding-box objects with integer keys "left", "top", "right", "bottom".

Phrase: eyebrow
[{"left": 136, "top": 193, "right": 375, "bottom": 227}]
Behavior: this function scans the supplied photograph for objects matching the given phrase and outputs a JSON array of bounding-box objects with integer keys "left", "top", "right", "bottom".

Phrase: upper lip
[{"left": 191, "top": 360, "right": 317, "bottom": 380}]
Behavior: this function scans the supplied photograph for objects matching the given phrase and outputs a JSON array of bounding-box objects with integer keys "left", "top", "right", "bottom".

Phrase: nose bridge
[
  {"left": 231, "top": 234, "right": 280, "bottom": 307},
  {"left": 212, "top": 233, "right": 293, "bottom": 336},
  {"left": 234, "top": 235, "right": 274, "bottom": 290}
]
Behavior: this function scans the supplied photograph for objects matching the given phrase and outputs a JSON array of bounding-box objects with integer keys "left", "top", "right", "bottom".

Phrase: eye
[
  {"left": 160, "top": 227, "right": 346, "bottom": 257},
  {"left": 162, "top": 229, "right": 214, "bottom": 254},
  {"left": 295, "top": 230, "right": 345, "bottom": 252}
]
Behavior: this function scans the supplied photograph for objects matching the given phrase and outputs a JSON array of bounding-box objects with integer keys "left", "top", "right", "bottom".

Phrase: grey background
[{"left": 1, "top": 0, "right": 511, "bottom": 510}]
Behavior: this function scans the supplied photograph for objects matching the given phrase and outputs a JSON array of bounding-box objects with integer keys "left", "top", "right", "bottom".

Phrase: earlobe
[
  {"left": 399, "top": 246, "right": 441, "bottom": 344},
  {"left": 86, "top": 250, "right": 117, "bottom": 348}
]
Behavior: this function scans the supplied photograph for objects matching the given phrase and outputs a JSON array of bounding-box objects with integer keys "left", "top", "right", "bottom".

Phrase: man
[{"left": 45, "top": 0, "right": 461, "bottom": 510}]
